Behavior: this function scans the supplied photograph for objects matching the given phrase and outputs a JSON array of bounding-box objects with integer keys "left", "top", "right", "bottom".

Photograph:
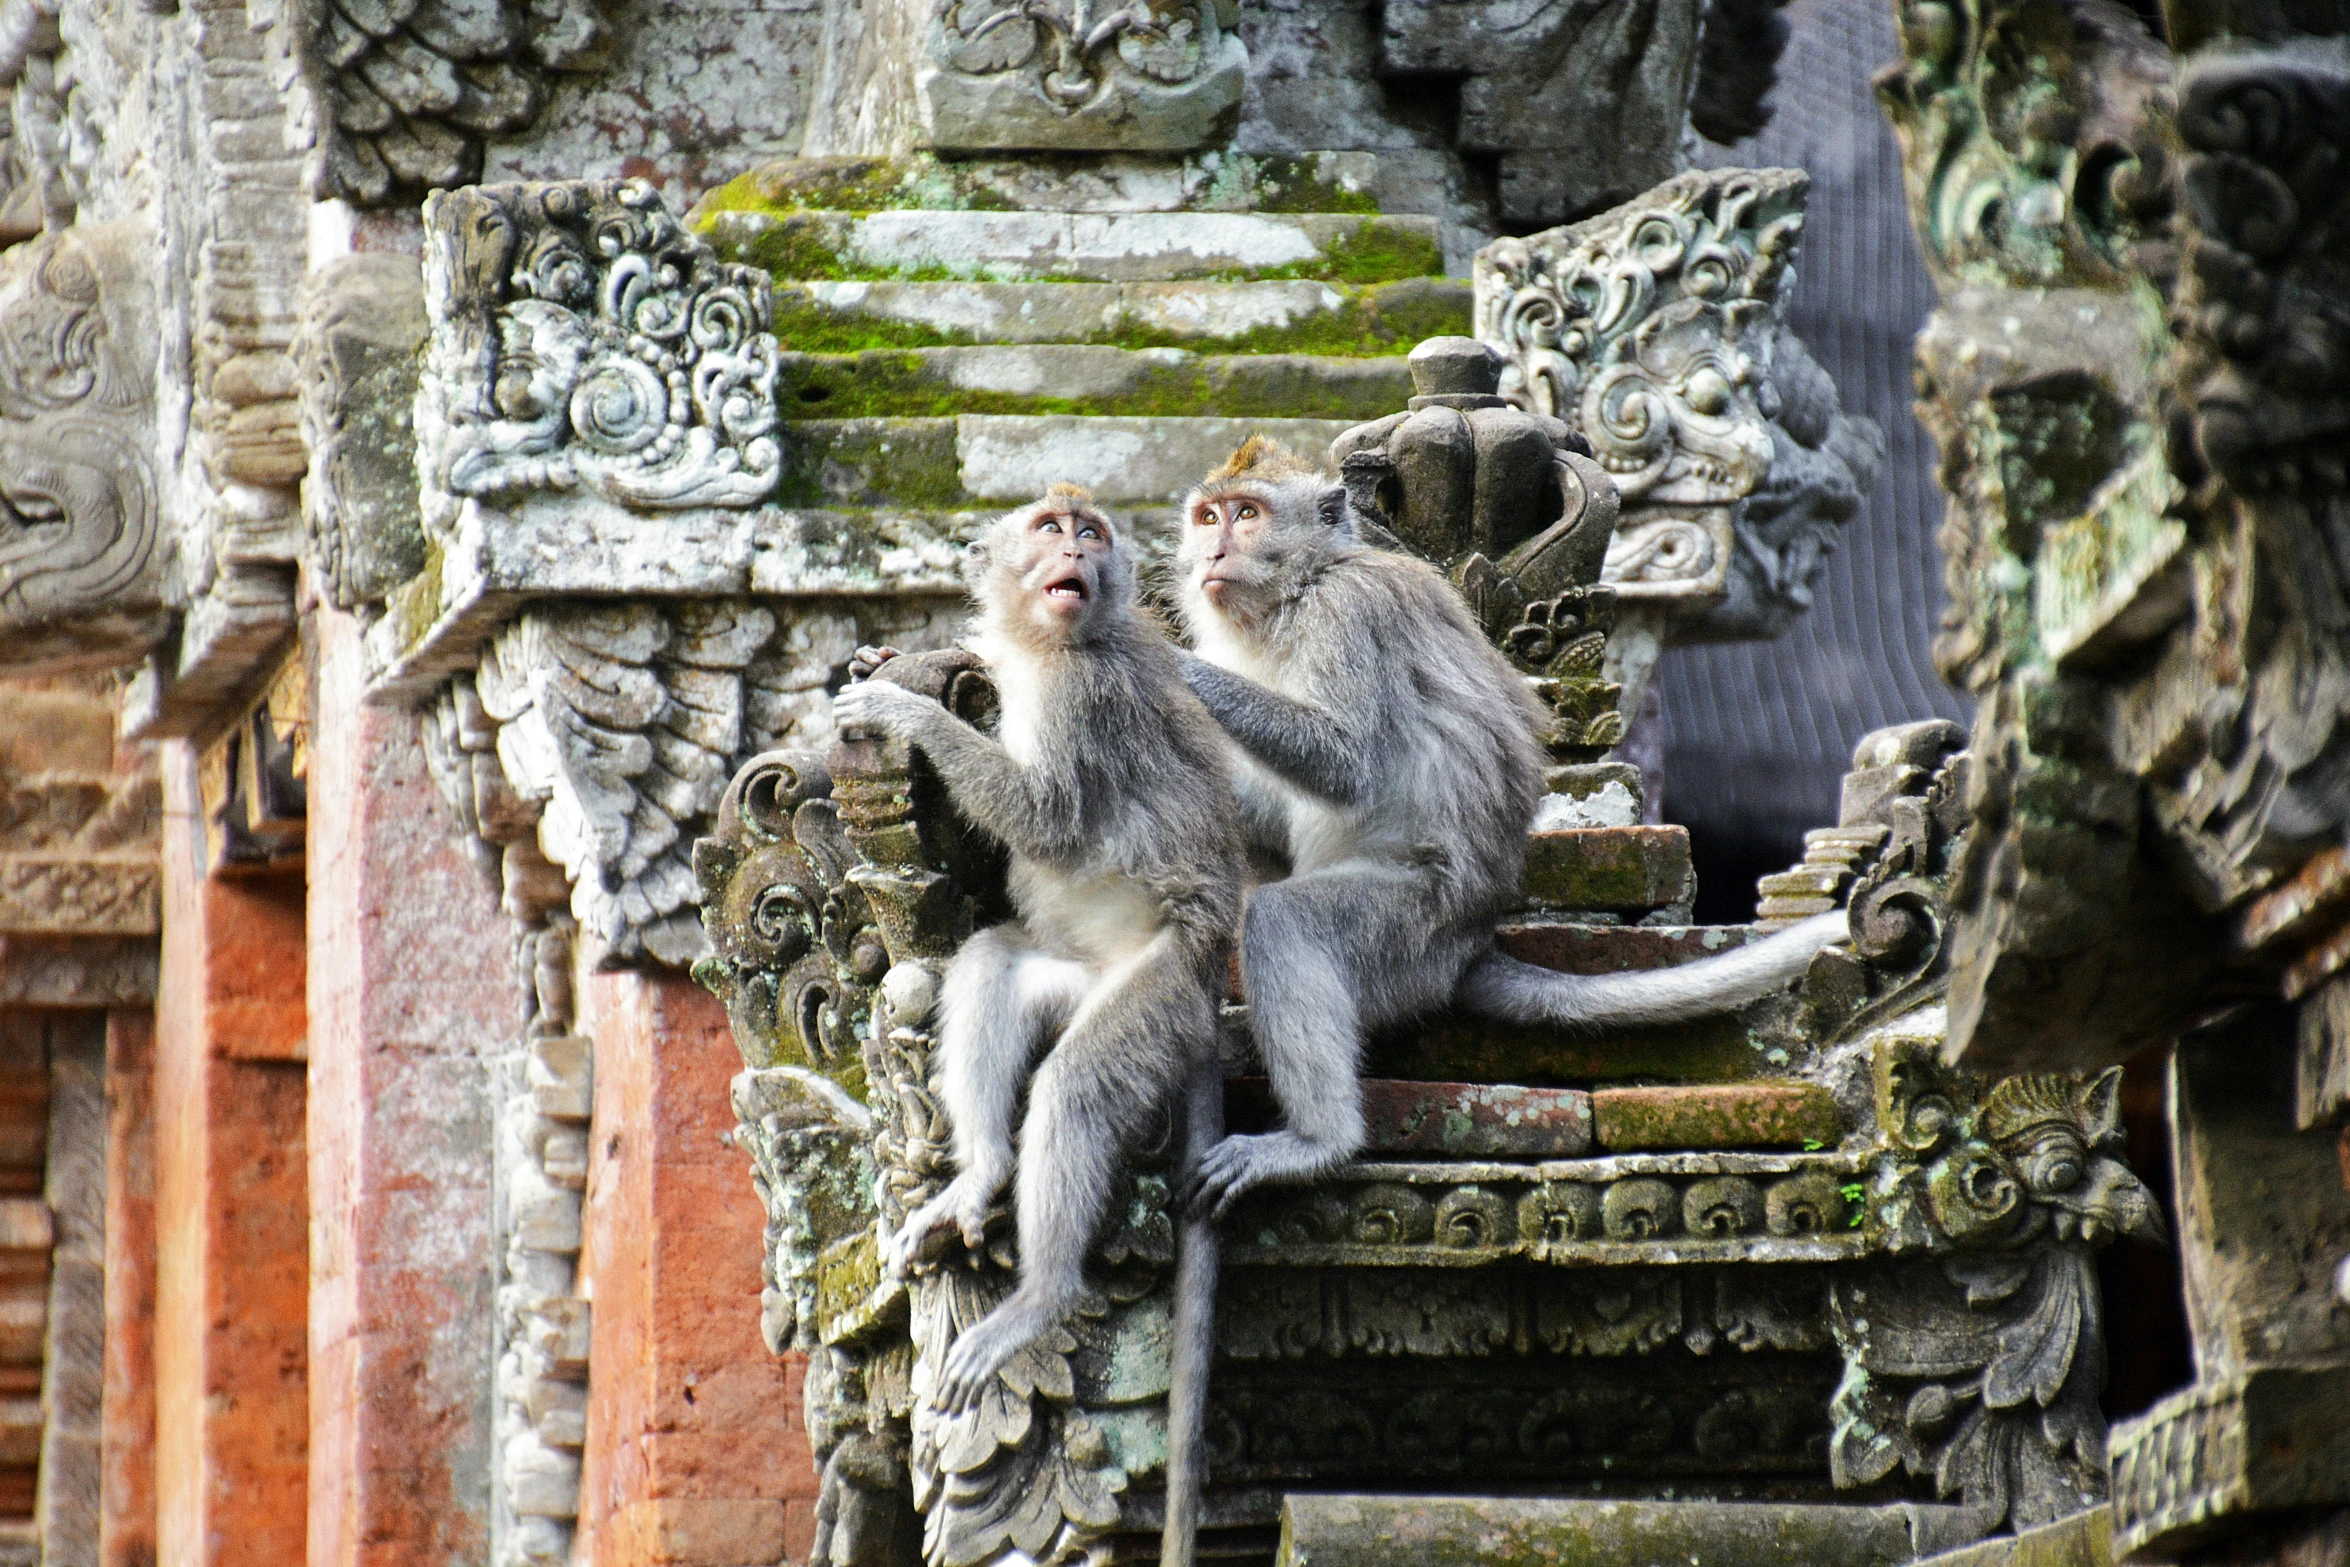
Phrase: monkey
[
  {"left": 1170, "top": 438, "right": 1850, "bottom": 1217},
  {"left": 831, "top": 484, "right": 1238, "bottom": 1566}
]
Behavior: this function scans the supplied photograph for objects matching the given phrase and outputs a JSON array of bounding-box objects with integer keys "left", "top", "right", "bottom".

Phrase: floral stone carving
[
  {"left": 1475, "top": 168, "right": 1885, "bottom": 688},
  {"left": 0, "top": 220, "right": 165, "bottom": 672},
  {"left": 917, "top": 0, "right": 1247, "bottom": 152},
  {"left": 416, "top": 178, "right": 782, "bottom": 533}
]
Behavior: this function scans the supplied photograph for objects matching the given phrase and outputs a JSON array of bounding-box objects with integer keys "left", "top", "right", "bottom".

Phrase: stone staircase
[{"left": 687, "top": 152, "right": 1468, "bottom": 539}]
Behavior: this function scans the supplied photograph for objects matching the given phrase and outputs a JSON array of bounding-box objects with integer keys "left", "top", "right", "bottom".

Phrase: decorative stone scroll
[
  {"left": 416, "top": 179, "right": 782, "bottom": 533},
  {"left": 918, "top": 0, "right": 1247, "bottom": 152},
  {"left": 0, "top": 221, "right": 164, "bottom": 672},
  {"left": 1476, "top": 168, "right": 1884, "bottom": 654}
]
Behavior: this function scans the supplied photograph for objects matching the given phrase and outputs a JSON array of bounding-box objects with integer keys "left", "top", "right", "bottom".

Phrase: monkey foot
[
  {"left": 1182, "top": 1131, "right": 1345, "bottom": 1220},
  {"left": 936, "top": 1294, "right": 1062, "bottom": 1413},
  {"left": 885, "top": 1173, "right": 998, "bottom": 1279}
]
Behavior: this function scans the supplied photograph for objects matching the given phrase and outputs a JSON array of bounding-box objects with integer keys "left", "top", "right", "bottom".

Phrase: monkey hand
[
  {"left": 885, "top": 1173, "right": 995, "bottom": 1279},
  {"left": 832, "top": 678, "right": 939, "bottom": 742},
  {"left": 847, "top": 644, "right": 903, "bottom": 680},
  {"left": 1183, "top": 1130, "right": 1343, "bottom": 1220},
  {"left": 935, "top": 1292, "right": 1058, "bottom": 1413}
]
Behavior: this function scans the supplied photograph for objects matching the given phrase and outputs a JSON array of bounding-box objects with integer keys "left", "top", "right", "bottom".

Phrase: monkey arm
[
  {"left": 1176, "top": 653, "right": 1369, "bottom": 807},
  {"left": 837, "top": 683, "right": 1089, "bottom": 861}
]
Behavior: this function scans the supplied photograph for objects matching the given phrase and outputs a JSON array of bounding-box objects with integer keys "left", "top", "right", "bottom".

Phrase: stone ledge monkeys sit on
[
  {"left": 830, "top": 484, "right": 1236, "bottom": 1567},
  {"left": 1172, "top": 438, "right": 1850, "bottom": 1217}
]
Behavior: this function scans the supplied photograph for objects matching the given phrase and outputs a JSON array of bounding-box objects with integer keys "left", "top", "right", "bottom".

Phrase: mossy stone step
[
  {"left": 778, "top": 345, "right": 1414, "bottom": 421},
  {"left": 783, "top": 414, "right": 1361, "bottom": 510},
  {"left": 704, "top": 209, "right": 1443, "bottom": 284},
  {"left": 1276, "top": 1496, "right": 1983, "bottom": 1567},
  {"left": 695, "top": 150, "right": 1385, "bottom": 217},
  {"left": 770, "top": 276, "right": 1470, "bottom": 354}
]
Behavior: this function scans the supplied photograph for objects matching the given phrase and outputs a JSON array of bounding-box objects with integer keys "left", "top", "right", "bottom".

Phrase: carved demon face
[{"left": 1916, "top": 1066, "right": 2166, "bottom": 1249}]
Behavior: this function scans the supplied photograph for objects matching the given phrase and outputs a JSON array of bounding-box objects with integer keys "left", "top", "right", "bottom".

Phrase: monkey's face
[
  {"left": 1180, "top": 488, "right": 1280, "bottom": 615},
  {"left": 991, "top": 500, "right": 1117, "bottom": 642}
]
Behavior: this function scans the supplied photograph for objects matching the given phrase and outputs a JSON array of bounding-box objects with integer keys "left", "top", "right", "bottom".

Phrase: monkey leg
[
  {"left": 888, "top": 924, "right": 1088, "bottom": 1279},
  {"left": 1188, "top": 864, "right": 1472, "bottom": 1218},
  {"left": 935, "top": 936, "right": 1209, "bottom": 1412}
]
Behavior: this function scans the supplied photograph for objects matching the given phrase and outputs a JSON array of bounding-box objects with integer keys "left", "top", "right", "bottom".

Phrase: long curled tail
[
  {"left": 1161, "top": 1057, "right": 1222, "bottom": 1567},
  {"left": 1453, "top": 910, "right": 1848, "bottom": 1029}
]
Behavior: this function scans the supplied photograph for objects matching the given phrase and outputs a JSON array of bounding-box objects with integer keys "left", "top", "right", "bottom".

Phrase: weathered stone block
[
  {"left": 1592, "top": 1084, "right": 1840, "bottom": 1151},
  {"left": 1520, "top": 826, "right": 1693, "bottom": 914},
  {"left": 1276, "top": 1494, "right": 1972, "bottom": 1567},
  {"left": 2110, "top": 1367, "right": 2350, "bottom": 1559},
  {"left": 527, "top": 1037, "right": 593, "bottom": 1122},
  {"left": 1228, "top": 1077, "right": 1593, "bottom": 1157}
]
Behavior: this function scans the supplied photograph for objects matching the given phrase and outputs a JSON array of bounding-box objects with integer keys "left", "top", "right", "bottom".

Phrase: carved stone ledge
[
  {"left": 297, "top": 254, "right": 429, "bottom": 613},
  {"left": 2109, "top": 1367, "right": 2350, "bottom": 1559},
  {"left": 0, "top": 936, "right": 155, "bottom": 1008}
]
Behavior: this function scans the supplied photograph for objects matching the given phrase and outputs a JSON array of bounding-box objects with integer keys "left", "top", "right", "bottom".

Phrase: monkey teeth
[{"left": 1046, "top": 580, "right": 1086, "bottom": 600}]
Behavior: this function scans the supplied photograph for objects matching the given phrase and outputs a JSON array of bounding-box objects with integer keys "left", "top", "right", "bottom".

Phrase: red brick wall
[
  {"left": 575, "top": 971, "right": 818, "bottom": 1565},
  {"left": 154, "top": 746, "right": 309, "bottom": 1567},
  {"left": 101, "top": 1009, "right": 155, "bottom": 1567},
  {"left": 308, "top": 609, "right": 514, "bottom": 1567}
]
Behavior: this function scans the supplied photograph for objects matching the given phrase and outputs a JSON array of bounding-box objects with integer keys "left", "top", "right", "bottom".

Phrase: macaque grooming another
[
  {"left": 1174, "top": 438, "right": 1848, "bottom": 1216},
  {"left": 832, "top": 484, "right": 1238, "bottom": 1564}
]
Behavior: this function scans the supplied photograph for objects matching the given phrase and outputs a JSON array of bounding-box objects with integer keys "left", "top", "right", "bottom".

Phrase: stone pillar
[
  {"left": 575, "top": 971, "right": 812, "bottom": 1566},
  {"left": 153, "top": 749, "right": 309, "bottom": 1567},
  {"left": 101, "top": 1010, "right": 156, "bottom": 1567},
  {"left": 307, "top": 608, "right": 515, "bottom": 1567}
]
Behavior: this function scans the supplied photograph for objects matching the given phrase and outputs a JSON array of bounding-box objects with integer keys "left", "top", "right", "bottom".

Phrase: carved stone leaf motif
[
  {"left": 472, "top": 599, "right": 782, "bottom": 964},
  {"left": 265, "top": 0, "right": 605, "bottom": 205},
  {"left": 418, "top": 179, "right": 781, "bottom": 525},
  {"left": 918, "top": 0, "right": 1246, "bottom": 152}
]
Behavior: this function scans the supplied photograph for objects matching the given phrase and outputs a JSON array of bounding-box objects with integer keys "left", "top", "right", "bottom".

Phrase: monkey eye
[
  {"left": 1078, "top": 523, "right": 1102, "bottom": 540},
  {"left": 1237, "top": 503, "right": 1257, "bottom": 520},
  {"left": 1038, "top": 518, "right": 1062, "bottom": 533}
]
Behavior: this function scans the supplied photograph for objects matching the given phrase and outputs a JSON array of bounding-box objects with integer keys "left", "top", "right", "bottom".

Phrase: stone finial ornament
[{"left": 1331, "top": 336, "right": 1629, "bottom": 764}]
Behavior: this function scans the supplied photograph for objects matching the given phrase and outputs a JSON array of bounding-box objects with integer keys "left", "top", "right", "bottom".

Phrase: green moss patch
[
  {"left": 777, "top": 349, "right": 1413, "bottom": 421},
  {"left": 776, "top": 418, "right": 968, "bottom": 510}
]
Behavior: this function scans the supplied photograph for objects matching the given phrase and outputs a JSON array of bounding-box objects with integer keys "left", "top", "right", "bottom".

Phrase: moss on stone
[
  {"left": 776, "top": 348, "right": 1413, "bottom": 421},
  {"left": 765, "top": 277, "right": 1470, "bottom": 357},
  {"left": 1591, "top": 1083, "right": 1843, "bottom": 1151},
  {"left": 777, "top": 418, "right": 969, "bottom": 510},
  {"left": 1251, "top": 219, "right": 1445, "bottom": 284}
]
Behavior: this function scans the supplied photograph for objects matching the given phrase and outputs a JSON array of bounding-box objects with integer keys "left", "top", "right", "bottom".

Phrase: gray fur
[
  {"left": 835, "top": 491, "right": 1239, "bottom": 1567},
  {"left": 1173, "top": 454, "right": 1848, "bottom": 1216}
]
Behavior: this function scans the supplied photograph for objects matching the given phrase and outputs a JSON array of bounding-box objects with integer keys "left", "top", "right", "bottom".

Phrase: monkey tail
[
  {"left": 1453, "top": 909, "right": 1848, "bottom": 1029},
  {"left": 1161, "top": 1056, "right": 1222, "bottom": 1567}
]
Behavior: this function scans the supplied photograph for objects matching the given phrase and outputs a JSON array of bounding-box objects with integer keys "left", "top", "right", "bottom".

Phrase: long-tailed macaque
[
  {"left": 1172, "top": 439, "right": 1848, "bottom": 1215},
  {"left": 832, "top": 484, "right": 1237, "bottom": 1564}
]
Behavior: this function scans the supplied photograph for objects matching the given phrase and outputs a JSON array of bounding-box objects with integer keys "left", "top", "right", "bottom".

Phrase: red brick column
[
  {"left": 153, "top": 747, "right": 309, "bottom": 1567},
  {"left": 101, "top": 1009, "right": 155, "bottom": 1567},
  {"left": 575, "top": 971, "right": 815, "bottom": 1565},
  {"left": 308, "top": 609, "right": 516, "bottom": 1567}
]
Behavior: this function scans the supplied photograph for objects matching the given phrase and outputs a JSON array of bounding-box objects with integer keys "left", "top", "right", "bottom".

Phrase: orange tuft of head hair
[
  {"left": 1203, "top": 436, "right": 1326, "bottom": 486},
  {"left": 1043, "top": 481, "right": 1098, "bottom": 507}
]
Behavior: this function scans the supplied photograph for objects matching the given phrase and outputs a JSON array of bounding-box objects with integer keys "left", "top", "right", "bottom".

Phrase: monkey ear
[{"left": 1316, "top": 483, "right": 1355, "bottom": 535}]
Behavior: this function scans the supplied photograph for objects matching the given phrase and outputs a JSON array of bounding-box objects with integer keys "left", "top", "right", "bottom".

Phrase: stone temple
[{"left": 0, "top": 0, "right": 2339, "bottom": 1563}]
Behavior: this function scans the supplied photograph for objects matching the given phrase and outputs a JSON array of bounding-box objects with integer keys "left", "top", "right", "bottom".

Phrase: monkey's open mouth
[{"left": 1045, "top": 575, "right": 1088, "bottom": 602}]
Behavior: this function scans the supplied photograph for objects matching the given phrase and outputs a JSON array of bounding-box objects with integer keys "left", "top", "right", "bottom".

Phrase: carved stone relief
[
  {"left": 416, "top": 178, "right": 783, "bottom": 530},
  {"left": 918, "top": 0, "right": 1247, "bottom": 151},
  {"left": 296, "top": 254, "right": 430, "bottom": 612},
  {"left": 1476, "top": 169, "right": 1885, "bottom": 717},
  {"left": 0, "top": 221, "right": 163, "bottom": 672}
]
